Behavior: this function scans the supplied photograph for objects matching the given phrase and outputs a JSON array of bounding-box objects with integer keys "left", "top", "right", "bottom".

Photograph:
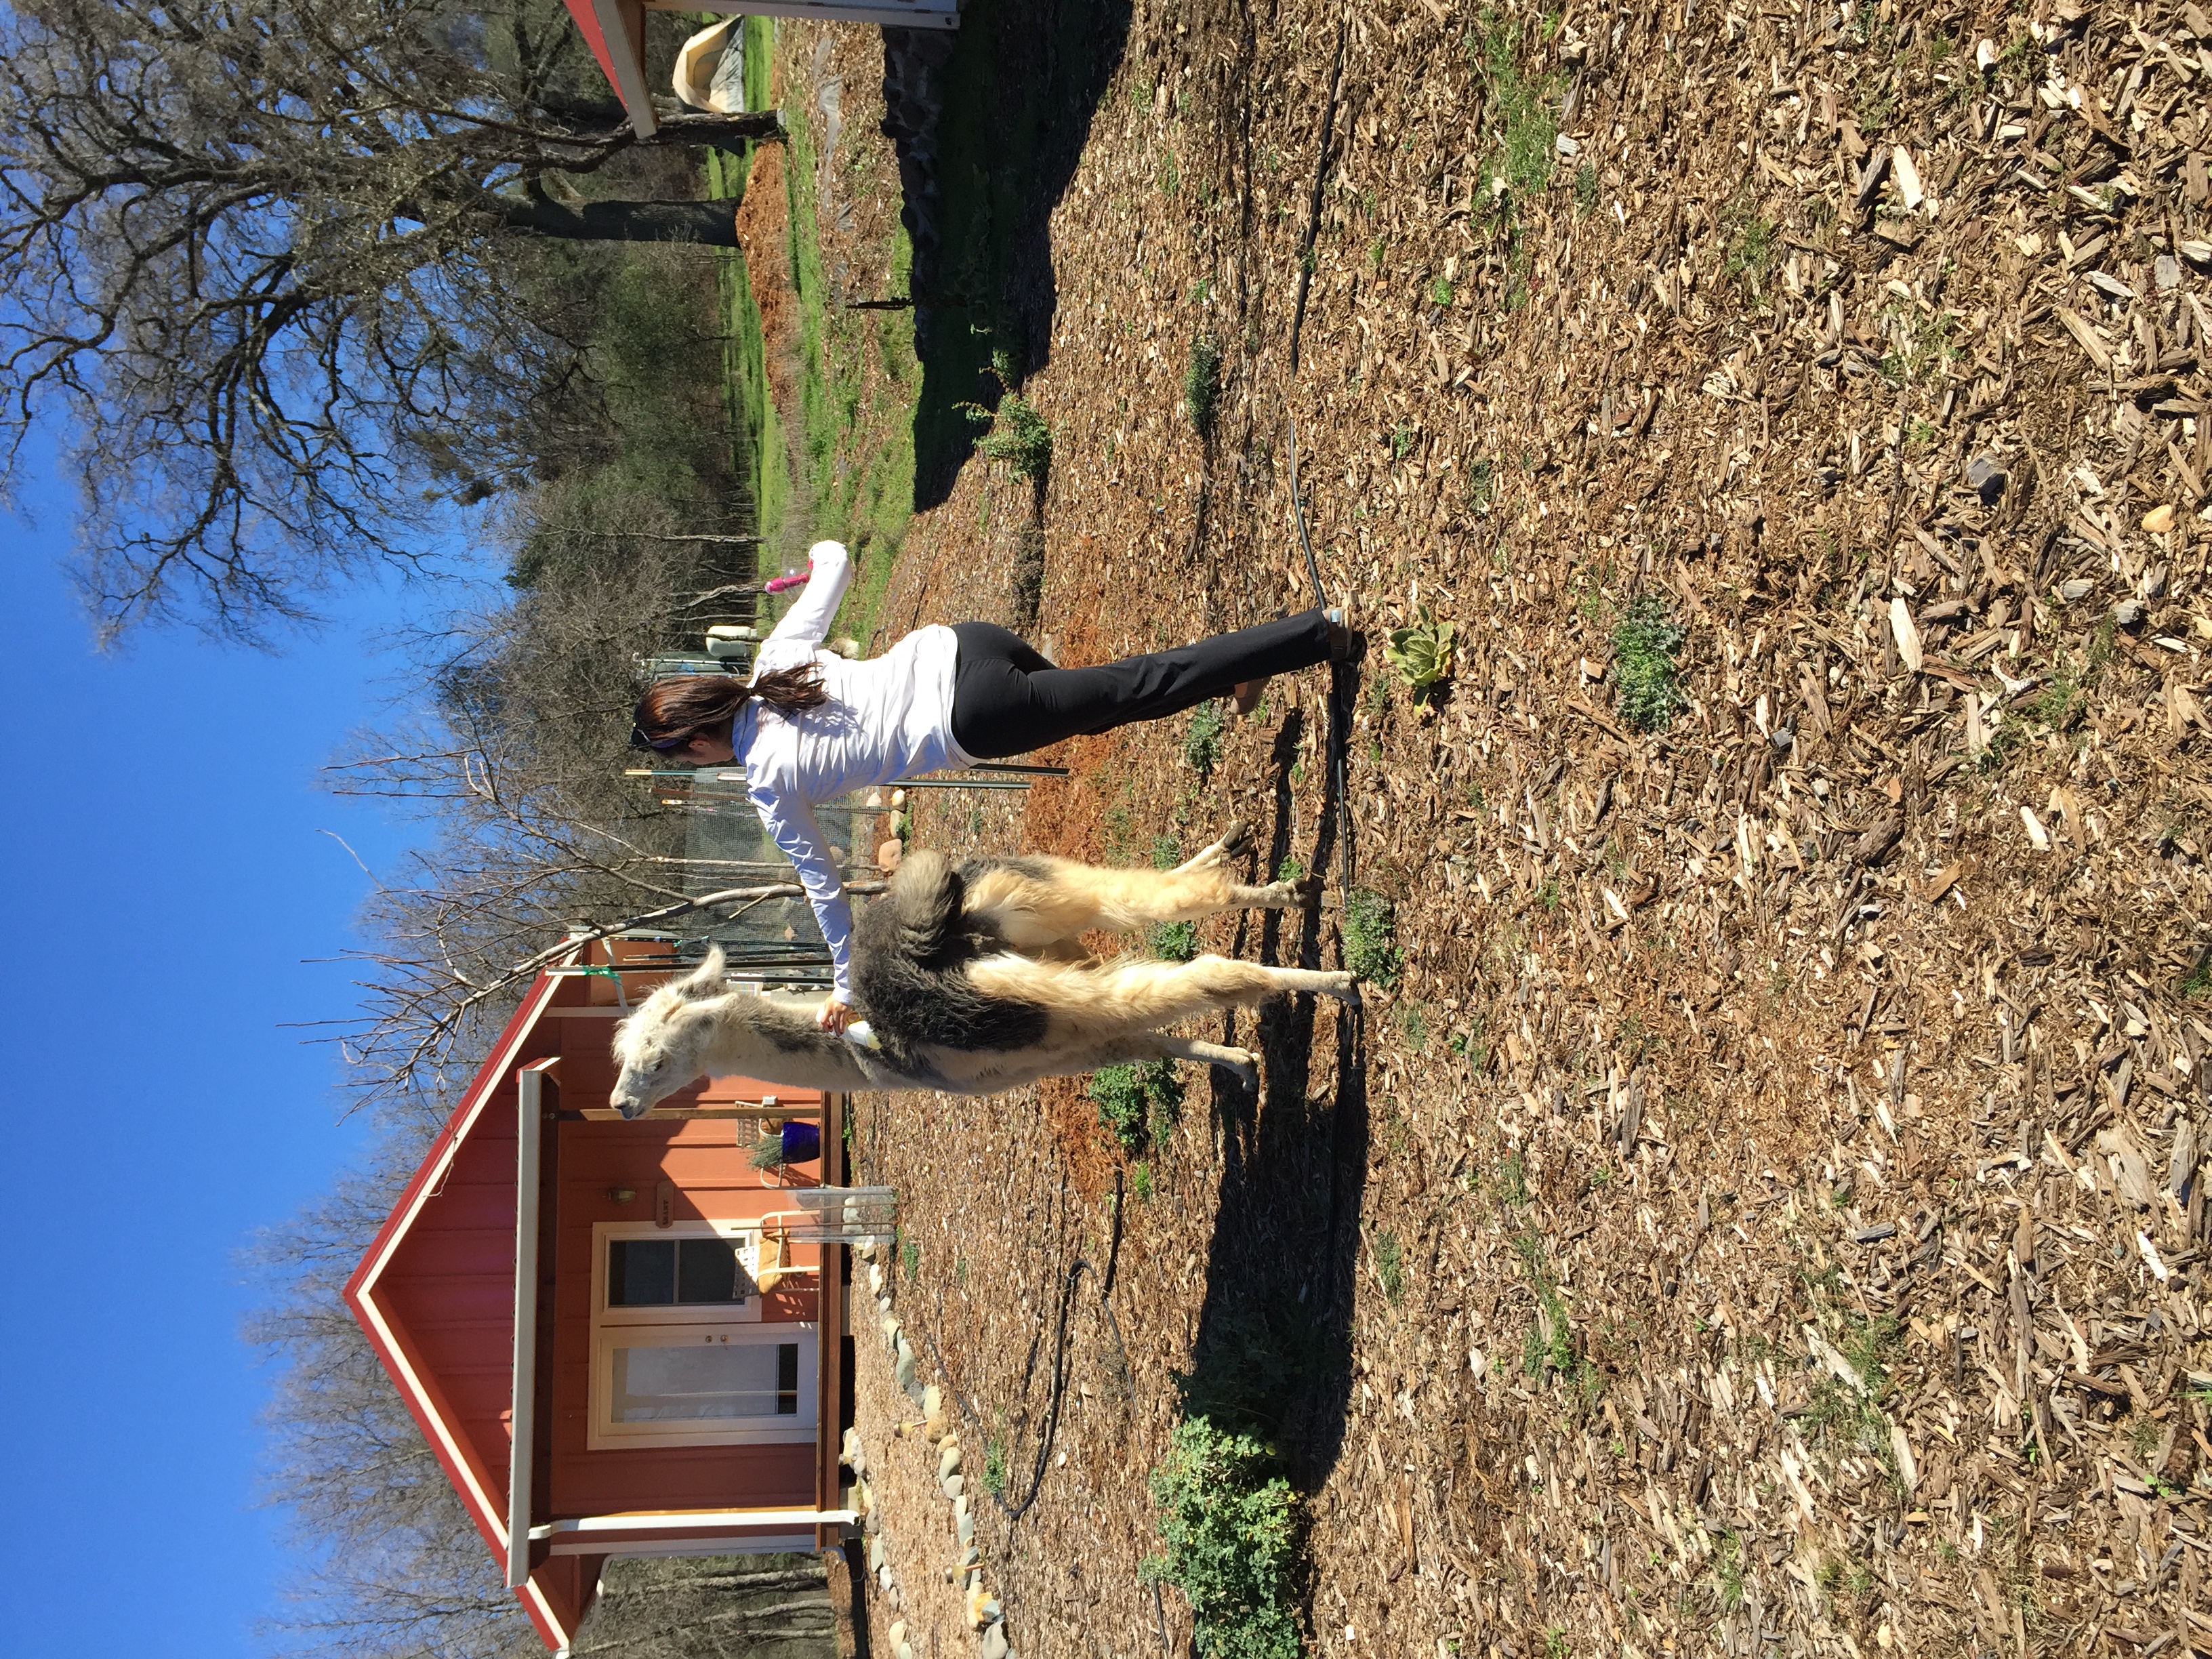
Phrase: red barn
[{"left": 347, "top": 945, "right": 854, "bottom": 1650}]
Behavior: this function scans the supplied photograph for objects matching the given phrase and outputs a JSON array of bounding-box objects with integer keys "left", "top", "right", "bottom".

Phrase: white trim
[
  {"left": 590, "top": 0, "right": 660, "bottom": 136},
  {"left": 548, "top": 1533, "right": 818, "bottom": 1559},
  {"left": 592, "top": 1220, "right": 765, "bottom": 1328},
  {"left": 507, "top": 1060, "right": 558, "bottom": 1591},
  {"left": 531, "top": 1508, "right": 854, "bottom": 1540},
  {"left": 645, "top": 0, "right": 958, "bottom": 24}
]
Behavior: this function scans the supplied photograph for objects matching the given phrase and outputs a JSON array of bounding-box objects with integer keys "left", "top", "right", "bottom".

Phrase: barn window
[{"left": 608, "top": 1237, "right": 752, "bottom": 1307}]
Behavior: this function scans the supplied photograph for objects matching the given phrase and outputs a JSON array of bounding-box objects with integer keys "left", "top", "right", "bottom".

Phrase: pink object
[{"left": 764, "top": 569, "right": 810, "bottom": 593}]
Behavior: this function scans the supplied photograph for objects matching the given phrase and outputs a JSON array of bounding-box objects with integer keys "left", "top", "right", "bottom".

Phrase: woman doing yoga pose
[{"left": 630, "top": 540, "right": 1351, "bottom": 1033}]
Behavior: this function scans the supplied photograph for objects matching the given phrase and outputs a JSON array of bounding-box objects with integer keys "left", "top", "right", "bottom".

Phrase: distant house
[
  {"left": 347, "top": 945, "right": 854, "bottom": 1652},
  {"left": 556, "top": 0, "right": 958, "bottom": 138}
]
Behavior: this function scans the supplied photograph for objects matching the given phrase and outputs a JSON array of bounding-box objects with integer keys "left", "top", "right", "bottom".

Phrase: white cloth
[{"left": 737, "top": 541, "right": 970, "bottom": 1000}]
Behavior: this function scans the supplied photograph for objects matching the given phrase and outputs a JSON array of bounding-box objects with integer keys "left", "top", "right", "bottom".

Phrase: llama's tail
[{"left": 886, "top": 848, "right": 965, "bottom": 960}]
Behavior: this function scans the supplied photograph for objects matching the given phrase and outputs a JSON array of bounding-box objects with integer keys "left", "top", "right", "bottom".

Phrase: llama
[{"left": 607, "top": 823, "right": 1360, "bottom": 1115}]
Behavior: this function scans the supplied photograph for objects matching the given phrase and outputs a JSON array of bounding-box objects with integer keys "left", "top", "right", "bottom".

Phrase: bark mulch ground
[{"left": 793, "top": 0, "right": 2212, "bottom": 1654}]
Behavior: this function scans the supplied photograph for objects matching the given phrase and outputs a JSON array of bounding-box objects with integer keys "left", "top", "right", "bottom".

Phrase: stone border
[{"left": 839, "top": 1240, "right": 1017, "bottom": 1659}]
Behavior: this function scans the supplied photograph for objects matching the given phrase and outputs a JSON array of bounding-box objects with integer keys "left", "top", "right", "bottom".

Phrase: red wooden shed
[{"left": 346, "top": 944, "right": 854, "bottom": 1652}]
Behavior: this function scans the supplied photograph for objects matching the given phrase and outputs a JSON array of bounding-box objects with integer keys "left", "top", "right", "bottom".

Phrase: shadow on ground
[
  {"left": 898, "top": 0, "right": 1134, "bottom": 506},
  {"left": 1176, "top": 688, "right": 1368, "bottom": 1505}
]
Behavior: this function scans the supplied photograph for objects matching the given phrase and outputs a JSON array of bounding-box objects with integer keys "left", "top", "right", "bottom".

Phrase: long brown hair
[{"left": 632, "top": 667, "right": 829, "bottom": 751}]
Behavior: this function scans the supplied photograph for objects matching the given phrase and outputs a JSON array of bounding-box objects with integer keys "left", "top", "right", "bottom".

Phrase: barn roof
[{"left": 344, "top": 967, "right": 579, "bottom": 1649}]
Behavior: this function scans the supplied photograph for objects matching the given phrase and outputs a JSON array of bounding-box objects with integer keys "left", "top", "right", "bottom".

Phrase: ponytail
[{"left": 631, "top": 666, "right": 829, "bottom": 752}]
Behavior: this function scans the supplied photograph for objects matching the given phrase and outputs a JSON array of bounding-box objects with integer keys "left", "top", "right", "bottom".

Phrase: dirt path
[{"left": 813, "top": 1, "right": 2212, "bottom": 1654}]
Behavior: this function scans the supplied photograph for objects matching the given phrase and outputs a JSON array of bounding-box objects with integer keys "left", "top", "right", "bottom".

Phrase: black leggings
[{"left": 948, "top": 610, "right": 1332, "bottom": 761}]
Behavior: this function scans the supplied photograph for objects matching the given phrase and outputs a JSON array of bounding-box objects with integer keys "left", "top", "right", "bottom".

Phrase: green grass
[
  {"left": 1091, "top": 1060, "right": 1184, "bottom": 1156},
  {"left": 1469, "top": 10, "right": 1561, "bottom": 211},
  {"left": 1342, "top": 890, "right": 1402, "bottom": 989},
  {"left": 1395, "top": 1002, "right": 1428, "bottom": 1052},
  {"left": 1376, "top": 1230, "right": 1406, "bottom": 1303},
  {"left": 1143, "top": 1418, "right": 1303, "bottom": 1659},
  {"left": 1185, "top": 332, "right": 1222, "bottom": 438},
  {"left": 1131, "top": 1160, "right": 1155, "bottom": 1201},
  {"left": 1612, "top": 594, "right": 1686, "bottom": 732},
  {"left": 984, "top": 1435, "right": 1008, "bottom": 1496},
  {"left": 1721, "top": 194, "right": 1780, "bottom": 302}
]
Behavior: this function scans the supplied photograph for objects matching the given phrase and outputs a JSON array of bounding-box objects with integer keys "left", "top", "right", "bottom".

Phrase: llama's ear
[{"left": 673, "top": 945, "right": 726, "bottom": 1000}]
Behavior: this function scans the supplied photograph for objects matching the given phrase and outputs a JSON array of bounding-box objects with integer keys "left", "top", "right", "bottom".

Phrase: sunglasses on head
[{"left": 628, "top": 724, "right": 691, "bottom": 754}]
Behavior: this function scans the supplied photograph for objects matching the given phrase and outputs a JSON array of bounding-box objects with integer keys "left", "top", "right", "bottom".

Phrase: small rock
[
  {"left": 895, "top": 1351, "right": 918, "bottom": 1391},
  {"left": 1769, "top": 726, "right": 1794, "bottom": 754},
  {"left": 868, "top": 1263, "right": 884, "bottom": 1294},
  {"left": 2143, "top": 503, "right": 2177, "bottom": 534},
  {"left": 870, "top": 1537, "right": 886, "bottom": 1571},
  {"left": 982, "top": 1624, "right": 1010, "bottom": 1659},
  {"left": 939, "top": 1444, "right": 962, "bottom": 1480},
  {"left": 1965, "top": 453, "right": 2007, "bottom": 501},
  {"left": 878, "top": 838, "right": 905, "bottom": 871},
  {"left": 2156, "top": 253, "right": 2183, "bottom": 291},
  {"left": 957, "top": 1509, "right": 975, "bottom": 1545},
  {"left": 896, "top": 1647, "right": 916, "bottom": 1659},
  {"left": 878, "top": 1564, "right": 894, "bottom": 1592},
  {"left": 888, "top": 1622, "right": 906, "bottom": 1648},
  {"left": 943, "top": 1473, "right": 964, "bottom": 1500},
  {"left": 922, "top": 1385, "right": 943, "bottom": 1420}
]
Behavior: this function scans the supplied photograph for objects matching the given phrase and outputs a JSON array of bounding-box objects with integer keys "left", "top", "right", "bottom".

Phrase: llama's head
[{"left": 609, "top": 948, "right": 730, "bottom": 1118}]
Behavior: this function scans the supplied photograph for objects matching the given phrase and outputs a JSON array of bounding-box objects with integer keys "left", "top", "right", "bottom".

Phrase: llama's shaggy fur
[{"left": 608, "top": 823, "right": 1359, "bottom": 1115}]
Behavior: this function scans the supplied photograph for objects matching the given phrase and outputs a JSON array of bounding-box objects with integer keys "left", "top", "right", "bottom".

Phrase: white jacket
[{"left": 736, "top": 541, "right": 970, "bottom": 1000}]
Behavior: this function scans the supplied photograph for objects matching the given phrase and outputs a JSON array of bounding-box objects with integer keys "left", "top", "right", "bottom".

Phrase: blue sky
[{"left": 0, "top": 453, "right": 454, "bottom": 1652}]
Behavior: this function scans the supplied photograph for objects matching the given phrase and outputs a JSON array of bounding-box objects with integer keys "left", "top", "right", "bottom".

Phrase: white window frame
[
  {"left": 592, "top": 1221, "right": 766, "bottom": 1328},
  {"left": 587, "top": 1221, "right": 815, "bottom": 1450}
]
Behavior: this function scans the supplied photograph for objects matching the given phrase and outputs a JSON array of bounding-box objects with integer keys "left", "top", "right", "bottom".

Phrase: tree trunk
[{"left": 498, "top": 196, "right": 741, "bottom": 246}]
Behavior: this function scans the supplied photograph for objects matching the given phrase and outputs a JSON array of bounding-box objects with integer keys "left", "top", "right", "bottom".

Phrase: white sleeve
[
  {"left": 755, "top": 540, "right": 851, "bottom": 674},
  {"left": 749, "top": 778, "right": 855, "bottom": 1002}
]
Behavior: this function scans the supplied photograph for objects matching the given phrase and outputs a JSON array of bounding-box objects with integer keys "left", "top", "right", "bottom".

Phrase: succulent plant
[{"left": 1382, "top": 606, "right": 1456, "bottom": 701}]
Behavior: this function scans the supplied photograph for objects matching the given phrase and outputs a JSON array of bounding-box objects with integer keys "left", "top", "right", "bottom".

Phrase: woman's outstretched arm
[
  {"left": 747, "top": 782, "right": 856, "bottom": 1010},
  {"left": 756, "top": 539, "right": 851, "bottom": 668}
]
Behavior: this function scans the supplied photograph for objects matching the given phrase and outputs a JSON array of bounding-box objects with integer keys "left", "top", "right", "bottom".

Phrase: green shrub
[
  {"left": 1342, "top": 889, "right": 1402, "bottom": 989},
  {"left": 1091, "top": 1060, "right": 1183, "bottom": 1155},
  {"left": 1143, "top": 1418, "right": 1303, "bottom": 1659},
  {"left": 1612, "top": 594, "right": 1685, "bottom": 732},
  {"left": 1130, "top": 1160, "right": 1155, "bottom": 1201}
]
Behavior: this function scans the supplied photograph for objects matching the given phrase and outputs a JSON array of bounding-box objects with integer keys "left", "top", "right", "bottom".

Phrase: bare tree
[
  {"left": 0, "top": 0, "right": 777, "bottom": 641},
  {"left": 247, "top": 1138, "right": 544, "bottom": 1659}
]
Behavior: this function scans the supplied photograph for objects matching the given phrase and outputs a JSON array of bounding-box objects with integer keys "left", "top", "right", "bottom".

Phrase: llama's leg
[
  {"left": 970, "top": 952, "right": 1359, "bottom": 1027},
  {"left": 1169, "top": 820, "right": 1252, "bottom": 872},
  {"left": 963, "top": 855, "right": 1301, "bottom": 946},
  {"left": 1032, "top": 1029, "right": 1261, "bottom": 1087},
  {"left": 1156, "top": 1033, "right": 1261, "bottom": 1087}
]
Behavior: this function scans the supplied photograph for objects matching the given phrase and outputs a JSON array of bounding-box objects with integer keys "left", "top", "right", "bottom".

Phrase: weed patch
[
  {"left": 1343, "top": 889, "right": 1404, "bottom": 989},
  {"left": 1183, "top": 700, "right": 1226, "bottom": 775},
  {"left": 1612, "top": 594, "right": 1687, "bottom": 731},
  {"left": 1149, "top": 920, "right": 1199, "bottom": 961},
  {"left": 1091, "top": 1060, "right": 1184, "bottom": 1155}
]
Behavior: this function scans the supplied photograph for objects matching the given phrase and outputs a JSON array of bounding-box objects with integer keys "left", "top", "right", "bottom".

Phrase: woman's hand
[{"left": 816, "top": 994, "right": 854, "bottom": 1036}]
